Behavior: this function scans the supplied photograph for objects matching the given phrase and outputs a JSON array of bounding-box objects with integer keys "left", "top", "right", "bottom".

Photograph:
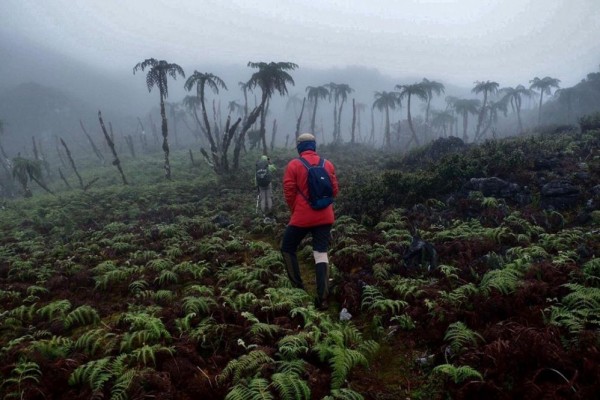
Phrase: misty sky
[{"left": 2, "top": 0, "right": 600, "bottom": 88}]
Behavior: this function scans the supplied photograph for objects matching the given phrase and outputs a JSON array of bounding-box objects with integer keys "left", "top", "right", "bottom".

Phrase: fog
[{"left": 1, "top": 0, "right": 599, "bottom": 154}]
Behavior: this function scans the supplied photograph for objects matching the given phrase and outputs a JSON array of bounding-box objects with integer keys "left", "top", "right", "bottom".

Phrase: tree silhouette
[
  {"left": 373, "top": 91, "right": 400, "bottom": 147},
  {"left": 421, "top": 78, "right": 446, "bottom": 124},
  {"left": 452, "top": 99, "right": 480, "bottom": 142},
  {"left": 133, "top": 58, "right": 185, "bottom": 179},
  {"left": 333, "top": 83, "right": 354, "bottom": 143},
  {"left": 12, "top": 156, "right": 53, "bottom": 197},
  {"left": 529, "top": 76, "right": 561, "bottom": 125},
  {"left": 472, "top": 80, "right": 499, "bottom": 139},
  {"left": 396, "top": 83, "right": 428, "bottom": 147},
  {"left": 184, "top": 71, "right": 228, "bottom": 167},
  {"left": 247, "top": 61, "right": 298, "bottom": 155},
  {"left": 501, "top": 85, "right": 533, "bottom": 134},
  {"left": 306, "top": 85, "right": 330, "bottom": 136}
]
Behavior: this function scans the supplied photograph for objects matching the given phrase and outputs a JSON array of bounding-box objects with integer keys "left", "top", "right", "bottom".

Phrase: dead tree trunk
[
  {"left": 351, "top": 98, "right": 356, "bottom": 144},
  {"left": 60, "top": 138, "right": 84, "bottom": 189},
  {"left": 80, "top": 120, "right": 105, "bottom": 164},
  {"left": 98, "top": 111, "right": 128, "bottom": 185},
  {"left": 295, "top": 98, "right": 306, "bottom": 139}
]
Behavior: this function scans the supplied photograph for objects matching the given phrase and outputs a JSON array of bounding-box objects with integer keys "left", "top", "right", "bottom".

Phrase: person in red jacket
[{"left": 281, "top": 133, "right": 339, "bottom": 310}]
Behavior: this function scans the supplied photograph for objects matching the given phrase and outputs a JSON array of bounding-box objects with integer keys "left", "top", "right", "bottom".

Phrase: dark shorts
[{"left": 281, "top": 224, "right": 332, "bottom": 253}]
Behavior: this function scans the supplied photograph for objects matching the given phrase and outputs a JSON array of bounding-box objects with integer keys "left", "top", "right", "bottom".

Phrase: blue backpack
[{"left": 298, "top": 157, "right": 334, "bottom": 210}]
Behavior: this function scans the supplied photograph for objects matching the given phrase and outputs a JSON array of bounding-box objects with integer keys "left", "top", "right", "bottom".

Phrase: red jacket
[{"left": 283, "top": 150, "right": 339, "bottom": 227}]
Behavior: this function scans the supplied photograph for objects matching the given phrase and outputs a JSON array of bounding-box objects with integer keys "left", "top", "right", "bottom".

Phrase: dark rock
[
  {"left": 463, "top": 177, "right": 531, "bottom": 205},
  {"left": 212, "top": 214, "right": 232, "bottom": 228},
  {"left": 534, "top": 157, "right": 560, "bottom": 171},
  {"left": 540, "top": 180, "right": 581, "bottom": 210}
]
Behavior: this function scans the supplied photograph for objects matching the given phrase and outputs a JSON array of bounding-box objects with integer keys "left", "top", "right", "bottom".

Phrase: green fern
[
  {"left": 444, "top": 322, "right": 484, "bottom": 354},
  {"left": 174, "top": 261, "right": 209, "bottom": 279},
  {"left": 1, "top": 358, "right": 42, "bottom": 399},
  {"left": 582, "top": 258, "right": 600, "bottom": 285},
  {"left": 31, "top": 335, "right": 74, "bottom": 360},
  {"left": 440, "top": 283, "right": 478, "bottom": 307},
  {"left": 225, "top": 377, "right": 272, "bottom": 400},
  {"left": 94, "top": 267, "right": 136, "bottom": 291},
  {"left": 146, "top": 257, "right": 174, "bottom": 272},
  {"left": 68, "top": 356, "right": 112, "bottom": 392},
  {"left": 130, "top": 344, "right": 174, "bottom": 367},
  {"left": 183, "top": 295, "right": 215, "bottom": 315},
  {"left": 218, "top": 350, "right": 275, "bottom": 385},
  {"left": 277, "top": 332, "right": 311, "bottom": 359},
  {"left": 389, "top": 277, "right": 427, "bottom": 300},
  {"left": 270, "top": 371, "right": 311, "bottom": 400},
  {"left": 74, "top": 328, "right": 115, "bottom": 355},
  {"left": 479, "top": 268, "right": 522, "bottom": 296},
  {"left": 432, "top": 363, "right": 483, "bottom": 384},
  {"left": 36, "top": 299, "right": 72, "bottom": 321},
  {"left": 361, "top": 285, "right": 407, "bottom": 315},
  {"left": 329, "top": 347, "right": 369, "bottom": 389},
  {"left": 119, "top": 312, "right": 171, "bottom": 351},
  {"left": 128, "top": 279, "right": 149, "bottom": 295},
  {"left": 155, "top": 269, "right": 179, "bottom": 286},
  {"left": 64, "top": 305, "right": 100, "bottom": 329}
]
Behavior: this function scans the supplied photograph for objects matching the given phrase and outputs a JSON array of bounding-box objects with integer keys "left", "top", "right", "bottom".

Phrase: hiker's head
[
  {"left": 296, "top": 133, "right": 316, "bottom": 154},
  {"left": 260, "top": 155, "right": 268, "bottom": 161}
]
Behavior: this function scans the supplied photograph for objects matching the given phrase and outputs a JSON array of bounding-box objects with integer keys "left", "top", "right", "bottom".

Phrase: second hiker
[{"left": 255, "top": 155, "right": 277, "bottom": 222}]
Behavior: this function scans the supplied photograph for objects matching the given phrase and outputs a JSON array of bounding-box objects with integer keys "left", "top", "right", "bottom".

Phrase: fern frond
[
  {"left": 183, "top": 295, "right": 215, "bottom": 315},
  {"left": 64, "top": 305, "right": 100, "bottom": 329},
  {"left": 479, "top": 268, "right": 522, "bottom": 296},
  {"left": 68, "top": 356, "right": 112, "bottom": 392},
  {"left": 75, "top": 328, "right": 117, "bottom": 356},
  {"left": 218, "top": 350, "right": 274, "bottom": 385},
  {"left": 270, "top": 372, "right": 311, "bottom": 400},
  {"left": 36, "top": 299, "right": 72, "bottom": 321},
  {"left": 444, "top": 322, "right": 484, "bottom": 354},
  {"left": 329, "top": 347, "right": 368, "bottom": 389},
  {"left": 277, "top": 333, "right": 311, "bottom": 359},
  {"left": 432, "top": 363, "right": 483, "bottom": 384},
  {"left": 154, "top": 269, "right": 179, "bottom": 286}
]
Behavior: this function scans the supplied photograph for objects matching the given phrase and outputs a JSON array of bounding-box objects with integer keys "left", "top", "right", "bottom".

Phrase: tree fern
[{"left": 432, "top": 363, "right": 483, "bottom": 384}]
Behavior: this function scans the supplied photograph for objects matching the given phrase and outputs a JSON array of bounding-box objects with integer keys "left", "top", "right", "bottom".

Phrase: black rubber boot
[
  {"left": 282, "top": 252, "right": 304, "bottom": 289},
  {"left": 315, "top": 262, "right": 329, "bottom": 310}
]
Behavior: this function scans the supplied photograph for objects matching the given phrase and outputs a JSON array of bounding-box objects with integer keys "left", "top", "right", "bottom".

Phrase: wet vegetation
[
  {"left": 0, "top": 118, "right": 599, "bottom": 399},
  {"left": 1, "top": 61, "right": 600, "bottom": 399}
]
